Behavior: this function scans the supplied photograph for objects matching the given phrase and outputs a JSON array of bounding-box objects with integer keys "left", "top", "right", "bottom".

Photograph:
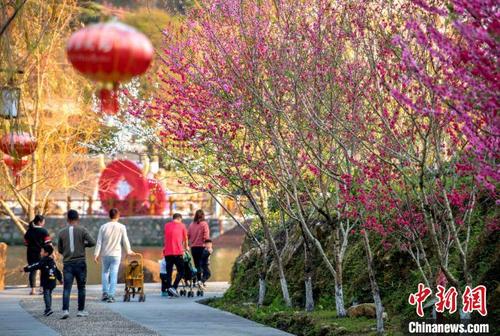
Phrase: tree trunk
[
  {"left": 0, "top": 198, "right": 27, "bottom": 234},
  {"left": 258, "top": 245, "right": 268, "bottom": 306},
  {"left": 248, "top": 190, "right": 292, "bottom": 307},
  {"left": 262, "top": 220, "right": 291, "bottom": 306},
  {"left": 258, "top": 274, "right": 267, "bottom": 306},
  {"left": 28, "top": 151, "right": 37, "bottom": 220},
  {"left": 333, "top": 229, "right": 347, "bottom": 317},
  {"left": 334, "top": 274, "right": 346, "bottom": 317},
  {"left": 304, "top": 240, "right": 314, "bottom": 312},
  {"left": 362, "top": 231, "right": 384, "bottom": 335}
]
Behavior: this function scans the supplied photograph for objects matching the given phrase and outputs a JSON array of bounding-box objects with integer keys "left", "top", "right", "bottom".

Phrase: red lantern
[
  {"left": 0, "top": 132, "right": 37, "bottom": 158},
  {"left": 66, "top": 21, "right": 154, "bottom": 115},
  {"left": 3, "top": 154, "right": 29, "bottom": 186}
]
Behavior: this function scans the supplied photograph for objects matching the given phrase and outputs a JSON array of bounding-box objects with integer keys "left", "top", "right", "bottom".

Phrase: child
[
  {"left": 200, "top": 239, "right": 213, "bottom": 286},
  {"left": 159, "top": 258, "right": 168, "bottom": 296},
  {"left": 21, "top": 244, "right": 62, "bottom": 316}
]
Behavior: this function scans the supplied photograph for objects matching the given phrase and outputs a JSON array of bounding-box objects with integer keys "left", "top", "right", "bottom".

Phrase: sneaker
[
  {"left": 44, "top": 310, "right": 54, "bottom": 316},
  {"left": 168, "top": 288, "right": 179, "bottom": 297},
  {"left": 101, "top": 293, "right": 109, "bottom": 302},
  {"left": 76, "top": 310, "right": 89, "bottom": 317},
  {"left": 106, "top": 296, "right": 115, "bottom": 303},
  {"left": 161, "top": 291, "right": 168, "bottom": 297},
  {"left": 61, "top": 310, "right": 70, "bottom": 319}
]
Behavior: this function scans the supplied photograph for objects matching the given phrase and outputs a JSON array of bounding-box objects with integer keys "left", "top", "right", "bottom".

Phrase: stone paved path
[
  {"left": 0, "top": 287, "right": 58, "bottom": 336},
  {"left": 0, "top": 283, "right": 293, "bottom": 336}
]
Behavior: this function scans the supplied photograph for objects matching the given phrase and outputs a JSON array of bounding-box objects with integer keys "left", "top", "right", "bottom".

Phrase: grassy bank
[
  {"left": 205, "top": 297, "right": 403, "bottom": 335},
  {"left": 202, "top": 217, "right": 498, "bottom": 336}
]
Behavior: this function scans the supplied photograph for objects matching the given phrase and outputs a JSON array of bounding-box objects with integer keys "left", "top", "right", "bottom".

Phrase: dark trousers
[
  {"left": 160, "top": 273, "right": 168, "bottom": 292},
  {"left": 27, "top": 255, "right": 40, "bottom": 288},
  {"left": 201, "top": 254, "right": 211, "bottom": 282},
  {"left": 62, "top": 260, "right": 87, "bottom": 311},
  {"left": 191, "top": 247, "right": 204, "bottom": 282},
  {"left": 165, "top": 255, "right": 183, "bottom": 289},
  {"left": 28, "top": 270, "right": 38, "bottom": 288},
  {"left": 43, "top": 288, "right": 53, "bottom": 312}
]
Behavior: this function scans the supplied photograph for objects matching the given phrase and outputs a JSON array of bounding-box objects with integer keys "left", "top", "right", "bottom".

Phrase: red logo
[
  {"left": 409, "top": 284, "right": 488, "bottom": 317},
  {"left": 409, "top": 283, "right": 432, "bottom": 317},
  {"left": 462, "top": 285, "right": 487, "bottom": 316}
]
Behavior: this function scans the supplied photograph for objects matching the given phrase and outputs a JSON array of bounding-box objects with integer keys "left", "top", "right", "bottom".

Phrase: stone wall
[{"left": 0, "top": 216, "right": 224, "bottom": 246}]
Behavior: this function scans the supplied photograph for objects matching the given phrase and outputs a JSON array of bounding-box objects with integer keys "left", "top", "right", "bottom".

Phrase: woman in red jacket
[{"left": 188, "top": 209, "right": 210, "bottom": 284}]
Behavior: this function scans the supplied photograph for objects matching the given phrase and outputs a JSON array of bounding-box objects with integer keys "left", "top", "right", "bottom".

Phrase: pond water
[{"left": 5, "top": 245, "right": 241, "bottom": 286}]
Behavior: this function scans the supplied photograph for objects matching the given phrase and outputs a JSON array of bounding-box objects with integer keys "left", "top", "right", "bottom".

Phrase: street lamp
[{"left": 0, "top": 86, "right": 20, "bottom": 119}]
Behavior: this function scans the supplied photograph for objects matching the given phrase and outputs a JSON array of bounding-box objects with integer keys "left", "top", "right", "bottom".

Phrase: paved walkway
[
  {"left": 0, "top": 283, "right": 293, "bottom": 336},
  {"left": 0, "top": 287, "right": 58, "bottom": 336}
]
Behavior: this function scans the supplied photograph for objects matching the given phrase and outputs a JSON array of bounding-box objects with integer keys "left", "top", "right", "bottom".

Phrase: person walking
[
  {"left": 94, "top": 208, "right": 135, "bottom": 303},
  {"left": 21, "top": 244, "right": 62, "bottom": 316},
  {"left": 163, "top": 213, "right": 188, "bottom": 297},
  {"left": 57, "top": 209, "right": 95, "bottom": 319},
  {"left": 24, "top": 215, "right": 52, "bottom": 295},
  {"left": 187, "top": 210, "right": 210, "bottom": 285}
]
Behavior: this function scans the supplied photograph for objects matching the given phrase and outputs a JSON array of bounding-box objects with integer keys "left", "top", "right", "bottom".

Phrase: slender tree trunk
[
  {"left": 362, "top": 231, "right": 384, "bottom": 334},
  {"left": 28, "top": 151, "right": 37, "bottom": 220},
  {"left": 258, "top": 245, "right": 268, "bottom": 306},
  {"left": 0, "top": 199, "right": 26, "bottom": 234},
  {"left": 334, "top": 272, "right": 346, "bottom": 317},
  {"left": 247, "top": 191, "right": 292, "bottom": 307},
  {"left": 333, "top": 227, "right": 347, "bottom": 317},
  {"left": 304, "top": 239, "right": 314, "bottom": 312},
  {"left": 258, "top": 273, "right": 267, "bottom": 306},
  {"left": 261, "top": 220, "right": 290, "bottom": 306}
]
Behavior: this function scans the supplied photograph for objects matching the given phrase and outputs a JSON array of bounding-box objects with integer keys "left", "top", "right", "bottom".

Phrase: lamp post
[{"left": 0, "top": 86, "right": 20, "bottom": 119}]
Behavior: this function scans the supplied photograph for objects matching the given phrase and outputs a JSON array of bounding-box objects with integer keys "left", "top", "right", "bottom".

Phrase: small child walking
[
  {"left": 159, "top": 258, "right": 168, "bottom": 296},
  {"left": 21, "top": 245, "right": 62, "bottom": 316},
  {"left": 200, "top": 239, "right": 213, "bottom": 286}
]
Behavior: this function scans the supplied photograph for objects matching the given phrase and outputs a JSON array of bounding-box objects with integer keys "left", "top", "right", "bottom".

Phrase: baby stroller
[
  {"left": 179, "top": 251, "right": 204, "bottom": 297},
  {"left": 123, "top": 253, "right": 146, "bottom": 302}
]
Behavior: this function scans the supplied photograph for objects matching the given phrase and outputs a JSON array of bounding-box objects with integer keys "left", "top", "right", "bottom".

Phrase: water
[{"left": 4, "top": 245, "right": 240, "bottom": 286}]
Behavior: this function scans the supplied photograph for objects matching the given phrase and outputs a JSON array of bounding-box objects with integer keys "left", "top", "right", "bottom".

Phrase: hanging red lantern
[
  {"left": 0, "top": 132, "right": 37, "bottom": 158},
  {"left": 3, "top": 154, "right": 29, "bottom": 186},
  {"left": 66, "top": 21, "right": 154, "bottom": 115}
]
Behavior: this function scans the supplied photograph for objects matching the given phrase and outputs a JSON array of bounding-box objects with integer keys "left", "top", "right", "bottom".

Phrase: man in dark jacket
[
  {"left": 57, "top": 209, "right": 95, "bottom": 319},
  {"left": 22, "top": 244, "right": 62, "bottom": 316}
]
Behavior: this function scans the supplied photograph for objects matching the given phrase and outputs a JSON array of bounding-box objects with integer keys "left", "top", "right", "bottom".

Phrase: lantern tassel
[
  {"left": 99, "top": 88, "right": 119, "bottom": 115},
  {"left": 12, "top": 169, "right": 20, "bottom": 187}
]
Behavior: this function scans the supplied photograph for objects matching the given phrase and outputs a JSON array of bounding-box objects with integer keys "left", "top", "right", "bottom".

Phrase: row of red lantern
[{"left": 1, "top": 22, "right": 152, "bottom": 186}]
